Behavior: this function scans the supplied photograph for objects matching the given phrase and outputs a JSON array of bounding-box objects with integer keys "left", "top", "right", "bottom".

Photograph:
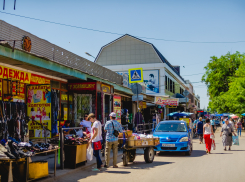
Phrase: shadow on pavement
[
  {"left": 122, "top": 161, "right": 174, "bottom": 170},
  {"left": 103, "top": 171, "right": 131, "bottom": 174},
  {"left": 156, "top": 150, "right": 206, "bottom": 158},
  {"left": 230, "top": 150, "right": 245, "bottom": 151},
  {"left": 211, "top": 153, "right": 232, "bottom": 154}
]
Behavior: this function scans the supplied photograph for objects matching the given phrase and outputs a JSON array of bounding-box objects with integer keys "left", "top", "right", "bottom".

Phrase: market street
[{"left": 52, "top": 128, "right": 245, "bottom": 182}]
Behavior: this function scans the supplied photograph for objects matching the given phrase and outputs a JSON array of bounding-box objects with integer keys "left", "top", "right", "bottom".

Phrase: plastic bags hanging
[
  {"left": 232, "top": 136, "right": 239, "bottom": 146},
  {"left": 86, "top": 144, "right": 93, "bottom": 161}
]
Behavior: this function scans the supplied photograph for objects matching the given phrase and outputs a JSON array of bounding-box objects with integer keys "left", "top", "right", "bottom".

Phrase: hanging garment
[{"left": 134, "top": 112, "right": 143, "bottom": 125}]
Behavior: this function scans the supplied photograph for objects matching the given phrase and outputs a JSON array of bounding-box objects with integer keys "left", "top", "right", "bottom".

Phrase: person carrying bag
[
  {"left": 104, "top": 112, "right": 123, "bottom": 168},
  {"left": 88, "top": 113, "right": 103, "bottom": 171}
]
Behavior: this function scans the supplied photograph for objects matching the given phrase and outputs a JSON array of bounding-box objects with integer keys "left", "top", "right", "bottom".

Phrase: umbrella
[
  {"left": 242, "top": 113, "right": 245, "bottom": 116},
  {"left": 181, "top": 112, "right": 194, "bottom": 115},
  {"left": 232, "top": 115, "right": 239, "bottom": 119},
  {"left": 230, "top": 114, "right": 236, "bottom": 117},
  {"left": 171, "top": 113, "right": 189, "bottom": 117},
  {"left": 167, "top": 112, "right": 178, "bottom": 116}
]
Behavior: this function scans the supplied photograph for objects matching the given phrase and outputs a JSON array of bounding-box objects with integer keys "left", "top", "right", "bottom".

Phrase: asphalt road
[{"left": 56, "top": 127, "right": 245, "bottom": 182}]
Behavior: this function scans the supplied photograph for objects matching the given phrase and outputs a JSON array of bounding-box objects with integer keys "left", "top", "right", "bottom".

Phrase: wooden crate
[
  {"left": 154, "top": 138, "right": 160, "bottom": 145},
  {"left": 134, "top": 140, "right": 142, "bottom": 146},
  {"left": 127, "top": 137, "right": 135, "bottom": 147},
  {"left": 147, "top": 138, "right": 154, "bottom": 145}
]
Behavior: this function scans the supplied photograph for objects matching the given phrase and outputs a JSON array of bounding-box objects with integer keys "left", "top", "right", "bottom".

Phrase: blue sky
[{"left": 1, "top": 0, "right": 245, "bottom": 109}]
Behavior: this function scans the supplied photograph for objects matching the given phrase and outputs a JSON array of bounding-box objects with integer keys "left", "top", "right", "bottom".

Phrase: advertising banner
[
  {"left": 0, "top": 65, "right": 31, "bottom": 84},
  {"left": 27, "top": 85, "right": 51, "bottom": 139},
  {"left": 143, "top": 70, "right": 159, "bottom": 94},
  {"left": 155, "top": 97, "right": 179, "bottom": 106},
  {"left": 113, "top": 95, "right": 121, "bottom": 123},
  {"left": 30, "top": 74, "right": 50, "bottom": 84}
]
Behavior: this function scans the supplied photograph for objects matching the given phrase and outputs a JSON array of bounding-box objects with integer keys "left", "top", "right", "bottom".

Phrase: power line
[
  {"left": 1, "top": 11, "right": 245, "bottom": 44},
  {"left": 182, "top": 73, "right": 205, "bottom": 76}
]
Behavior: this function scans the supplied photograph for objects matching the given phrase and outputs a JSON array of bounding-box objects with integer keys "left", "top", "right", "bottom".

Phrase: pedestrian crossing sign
[{"left": 128, "top": 68, "right": 143, "bottom": 83}]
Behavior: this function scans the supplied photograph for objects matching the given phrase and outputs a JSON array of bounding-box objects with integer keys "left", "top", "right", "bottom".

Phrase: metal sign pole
[{"left": 136, "top": 83, "right": 140, "bottom": 132}]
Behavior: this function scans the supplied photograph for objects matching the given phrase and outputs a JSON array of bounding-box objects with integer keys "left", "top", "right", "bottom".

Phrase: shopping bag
[
  {"left": 232, "top": 136, "right": 239, "bottom": 146},
  {"left": 211, "top": 140, "right": 216, "bottom": 150},
  {"left": 210, "top": 134, "right": 215, "bottom": 139},
  {"left": 86, "top": 144, "right": 93, "bottom": 161}
]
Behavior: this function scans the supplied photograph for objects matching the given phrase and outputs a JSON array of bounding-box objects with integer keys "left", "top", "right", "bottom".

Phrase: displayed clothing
[
  {"left": 51, "top": 90, "right": 59, "bottom": 134},
  {"left": 134, "top": 112, "right": 143, "bottom": 125}
]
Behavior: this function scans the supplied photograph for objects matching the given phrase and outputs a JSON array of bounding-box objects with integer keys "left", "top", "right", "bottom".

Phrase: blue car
[{"left": 153, "top": 120, "right": 193, "bottom": 156}]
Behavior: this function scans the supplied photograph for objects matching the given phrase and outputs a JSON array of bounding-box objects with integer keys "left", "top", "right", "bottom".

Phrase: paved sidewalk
[
  {"left": 44, "top": 126, "right": 245, "bottom": 182},
  {"left": 33, "top": 148, "right": 123, "bottom": 182}
]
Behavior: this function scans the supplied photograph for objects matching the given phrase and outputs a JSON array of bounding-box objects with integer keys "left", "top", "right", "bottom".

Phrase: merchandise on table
[
  {"left": 0, "top": 138, "right": 58, "bottom": 159},
  {"left": 64, "top": 134, "right": 89, "bottom": 145}
]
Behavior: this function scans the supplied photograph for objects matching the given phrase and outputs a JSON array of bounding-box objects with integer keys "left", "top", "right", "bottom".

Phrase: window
[
  {"left": 165, "top": 76, "right": 167, "bottom": 90},
  {"left": 168, "top": 78, "right": 170, "bottom": 91},
  {"left": 170, "top": 80, "right": 172, "bottom": 92},
  {"left": 173, "top": 82, "right": 175, "bottom": 93}
]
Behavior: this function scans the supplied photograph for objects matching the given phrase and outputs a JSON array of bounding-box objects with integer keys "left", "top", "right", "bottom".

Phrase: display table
[{"left": 64, "top": 144, "right": 87, "bottom": 169}]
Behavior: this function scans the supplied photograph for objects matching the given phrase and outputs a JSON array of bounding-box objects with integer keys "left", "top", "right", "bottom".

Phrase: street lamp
[{"left": 85, "top": 52, "right": 96, "bottom": 61}]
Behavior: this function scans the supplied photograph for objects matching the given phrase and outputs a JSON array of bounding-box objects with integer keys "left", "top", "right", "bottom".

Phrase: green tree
[{"left": 202, "top": 52, "right": 245, "bottom": 113}]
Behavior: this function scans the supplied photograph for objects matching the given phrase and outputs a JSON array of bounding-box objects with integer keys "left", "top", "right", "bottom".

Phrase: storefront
[{"left": 67, "top": 82, "right": 114, "bottom": 125}]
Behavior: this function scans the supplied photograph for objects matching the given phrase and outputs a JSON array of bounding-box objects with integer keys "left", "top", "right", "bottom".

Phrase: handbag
[
  {"left": 93, "top": 141, "right": 102, "bottom": 150},
  {"left": 211, "top": 140, "right": 216, "bottom": 150},
  {"left": 92, "top": 127, "right": 102, "bottom": 150},
  {"left": 112, "top": 121, "right": 119, "bottom": 137}
]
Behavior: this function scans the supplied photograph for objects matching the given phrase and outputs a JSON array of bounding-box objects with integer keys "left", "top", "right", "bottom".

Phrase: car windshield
[{"left": 155, "top": 123, "right": 187, "bottom": 132}]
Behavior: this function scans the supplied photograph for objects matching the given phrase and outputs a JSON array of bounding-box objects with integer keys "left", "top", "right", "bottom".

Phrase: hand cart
[{"left": 119, "top": 137, "right": 160, "bottom": 166}]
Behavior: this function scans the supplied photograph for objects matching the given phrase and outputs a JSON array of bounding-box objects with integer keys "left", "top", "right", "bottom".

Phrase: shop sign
[
  {"left": 22, "top": 36, "right": 32, "bottom": 52},
  {"left": 113, "top": 95, "right": 121, "bottom": 123},
  {"left": 30, "top": 74, "right": 50, "bottom": 84},
  {"left": 155, "top": 96, "right": 179, "bottom": 106},
  {"left": 179, "top": 118, "right": 190, "bottom": 125},
  {"left": 101, "top": 84, "right": 110, "bottom": 93},
  {"left": 139, "top": 101, "right": 147, "bottom": 109},
  {"left": 0, "top": 80, "right": 2, "bottom": 100},
  {"left": 0, "top": 65, "right": 31, "bottom": 84},
  {"left": 68, "top": 82, "right": 96, "bottom": 90},
  {"left": 27, "top": 85, "right": 51, "bottom": 139}
]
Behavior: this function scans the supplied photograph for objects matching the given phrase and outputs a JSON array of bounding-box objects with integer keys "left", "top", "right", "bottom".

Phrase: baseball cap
[{"left": 109, "top": 112, "right": 116, "bottom": 117}]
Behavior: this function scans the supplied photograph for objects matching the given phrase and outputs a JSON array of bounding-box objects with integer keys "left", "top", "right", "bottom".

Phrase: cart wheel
[
  {"left": 128, "top": 149, "right": 136, "bottom": 162},
  {"left": 144, "top": 147, "right": 154, "bottom": 163},
  {"left": 122, "top": 152, "right": 129, "bottom": 166}
]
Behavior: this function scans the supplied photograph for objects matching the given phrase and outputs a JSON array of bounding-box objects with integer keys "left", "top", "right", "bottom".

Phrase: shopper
[
  {"left": 210, "top": 118, "right": 216, "bottom": 133},
  {"left": 203, "top": 118, "right": 214, "bottom": 154},
  {"left": 220, "top": 119, "right": 236, "bottom": 151},
  {"left": 236, "top": 119, "right": 242, "bottom": 137},
  {"left": 62, "top": 120, "right": 72, "bottom": 135},
  {"left": 104, "top": 112, "right": 123, "bottom": 168},
  {"left": 196, "top": 117, "right": 204, "bottom": 144},
  {"left": 80, "top": 113, "right": 92, "bottom": 133},
  {"left": 88, "top": 113, "right": 103, "bottom": 171}
]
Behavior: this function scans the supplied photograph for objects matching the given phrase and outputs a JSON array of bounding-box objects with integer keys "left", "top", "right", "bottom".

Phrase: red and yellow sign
[
  {"left": 0, "top": 79, "right": 2, "bottom": 100},
  {"left": 113, "top": 95, "right": 121, "bottom": 123},
  {"left": 155, "top": 97, "right": 179, "bottom": 106},
  {"left": 68, "top": 82, "right": 96, "bottom": 90},
  {"left": 27, "top": 85, "right": 51, "bottom": 139},
  {"left": 0, "top": 65, "right": 31, "bottom": 84},
  {"left": 30, "top": 74, "right": 50, "bottom": 84}
]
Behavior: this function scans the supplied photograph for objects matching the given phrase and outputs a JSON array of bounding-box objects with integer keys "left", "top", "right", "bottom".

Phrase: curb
[{"left": 40, "top": 153, "right": 123, "bottom": 182}]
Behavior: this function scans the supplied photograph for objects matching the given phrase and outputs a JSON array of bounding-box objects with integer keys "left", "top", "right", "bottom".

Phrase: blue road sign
[{"left": 128, "top": 68, "right": 143, "bottom": 83}]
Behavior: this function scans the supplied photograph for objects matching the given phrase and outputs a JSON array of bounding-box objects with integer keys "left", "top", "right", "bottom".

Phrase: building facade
[{"left": 95, "top": 34, "right": 199, "bottom": 118}]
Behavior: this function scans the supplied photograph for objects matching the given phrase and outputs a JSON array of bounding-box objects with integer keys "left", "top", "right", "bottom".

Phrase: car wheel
[{"left": 185, "top": 146, "right": 192, "bottom": 156}]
